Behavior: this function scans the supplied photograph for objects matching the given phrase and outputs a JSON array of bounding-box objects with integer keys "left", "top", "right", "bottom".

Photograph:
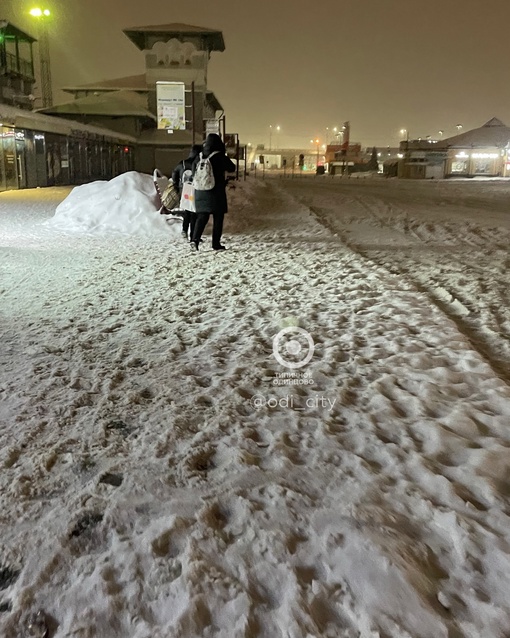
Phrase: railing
[{"left": 0, "top": 51, "right": 35, "bottom": 80}]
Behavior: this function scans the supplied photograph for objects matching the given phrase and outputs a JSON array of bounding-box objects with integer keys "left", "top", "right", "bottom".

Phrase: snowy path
[
  {"left": 1, "top": 180, "right": 510, "bottom": 637},
  {"left": 286, "top": 177, "right": 510, "bottom": 382}
]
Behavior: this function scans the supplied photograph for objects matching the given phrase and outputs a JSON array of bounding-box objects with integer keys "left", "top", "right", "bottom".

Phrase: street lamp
[
  {"left": 29, "top": 7, "right": 53, "bottom": 108},
  {"left": 311, "top": 138, "right": 320, "bottom": 169},
  {"left": 269, "top": 125, "right": 280, "bottom": 151}
]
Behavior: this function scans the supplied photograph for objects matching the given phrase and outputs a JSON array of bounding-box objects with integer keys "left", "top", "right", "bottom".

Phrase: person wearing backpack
[
  {"left": 171, "top": 144, "right": 202, "bottom": 239},
  {"left": 191, "top": 133, "right": 236, "bottom": 251}
]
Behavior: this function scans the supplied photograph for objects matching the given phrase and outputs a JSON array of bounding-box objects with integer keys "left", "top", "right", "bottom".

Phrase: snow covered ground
[{"left": 1, "top": 173, "right": 510, "bottom": 638}]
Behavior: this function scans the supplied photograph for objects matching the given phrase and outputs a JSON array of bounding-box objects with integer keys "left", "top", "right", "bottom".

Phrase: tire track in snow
[{"left": 287, "top": 190, "right": 510, "bottom": 386}]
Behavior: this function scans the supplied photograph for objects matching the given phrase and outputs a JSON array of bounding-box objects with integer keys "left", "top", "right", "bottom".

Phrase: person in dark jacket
[
  {"left": 191, "top": 134, "right": 236, "bottom": 251},
  {"left": 172, "top": 144, "right": 202, "bottom": 239}
]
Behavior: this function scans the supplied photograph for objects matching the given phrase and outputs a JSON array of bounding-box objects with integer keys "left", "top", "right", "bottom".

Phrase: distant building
[
  {"left": 248, "top": 146, "right": 326, "bottom": 172},
  {"left": 397, "top": 140, "right": 448, "bottom": 179},
  {"left": 398, "top": 118, "right": 510, "bottom": 179},
  {"left": 441, "top": 117, "right": 510, "bottom": 178}
]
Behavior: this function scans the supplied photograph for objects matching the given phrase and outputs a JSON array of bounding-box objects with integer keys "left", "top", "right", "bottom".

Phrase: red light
[{"left": 123, "top": 146, "right": 129, "bottom": 153}]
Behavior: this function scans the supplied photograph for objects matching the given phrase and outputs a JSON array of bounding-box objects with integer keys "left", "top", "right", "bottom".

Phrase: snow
[
  {"left": 1, "top": 173, "right": 510, "bottom": 637},
  {"left": 46, "top": 171, "right": 179, "bottom": 237}
]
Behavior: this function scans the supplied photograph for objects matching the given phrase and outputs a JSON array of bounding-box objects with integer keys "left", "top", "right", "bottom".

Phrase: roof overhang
[
  {"left": 0, "top": 20, "right": 36, "bottom": 43},
  {"left": 205, "top": 91, "right": 223, "bottom": 113},
  {"left": 37, "top": 91, "right": 156, "bottom": 121},
  {"left": 123, "top": 23, "right": 225, "bottom": 52}
]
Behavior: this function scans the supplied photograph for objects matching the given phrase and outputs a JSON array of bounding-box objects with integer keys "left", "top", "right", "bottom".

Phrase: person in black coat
[
  {"left": 172, "top": 144, "right": 202, "bottom": 239},
  {"left": 191, "top": 134, "right": 236, "bottom": 251}
]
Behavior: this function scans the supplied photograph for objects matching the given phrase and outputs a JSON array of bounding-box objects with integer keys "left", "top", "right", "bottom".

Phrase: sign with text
[{"left": 156, "top": 82, "right": 185, "bottom": 130}]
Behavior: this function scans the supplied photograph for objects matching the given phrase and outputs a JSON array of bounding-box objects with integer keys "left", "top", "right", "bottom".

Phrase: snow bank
[{"left": 46, "top": 171, "right": 179, "bottom": 237}]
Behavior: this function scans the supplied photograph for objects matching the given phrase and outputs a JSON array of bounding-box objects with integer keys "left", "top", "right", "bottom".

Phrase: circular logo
[{"left": 273, "top": 327, "right": 314, "bottom": 369}]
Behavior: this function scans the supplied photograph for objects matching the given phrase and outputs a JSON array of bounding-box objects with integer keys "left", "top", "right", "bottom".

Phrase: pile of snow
[{"left": 46, "top": 171, "right": 180, "bottom": 237}]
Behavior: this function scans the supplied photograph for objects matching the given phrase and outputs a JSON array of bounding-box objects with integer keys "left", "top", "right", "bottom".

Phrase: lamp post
[
  {"left": 269, "top": 125, "right": 280, "bottom": 151},
  {"left": 311, "top": 138, "right": 320, "bottom": 169},
  {"left": 29, "top": 7, "right": 53, "bottom": 108}
]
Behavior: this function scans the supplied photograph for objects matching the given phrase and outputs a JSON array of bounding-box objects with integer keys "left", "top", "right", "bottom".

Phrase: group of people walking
[{"left": 171, "top": 133, "right": 236, "bottom": 251}]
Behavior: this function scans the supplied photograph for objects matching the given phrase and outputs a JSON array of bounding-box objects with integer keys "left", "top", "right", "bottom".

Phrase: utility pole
[
  {"left": 30, "top": 8, "right": 53, "bottom": 108},
  {"left": 191, "top": 81, "right": 195, "bottom": 144}
]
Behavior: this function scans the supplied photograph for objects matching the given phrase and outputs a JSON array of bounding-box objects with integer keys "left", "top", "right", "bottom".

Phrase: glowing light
[
  {"left": 472, "top": 153, "right": 498, "bottom": 159},
  {"left": 29, "top": 8, "right": 50, "bottom": 16}
]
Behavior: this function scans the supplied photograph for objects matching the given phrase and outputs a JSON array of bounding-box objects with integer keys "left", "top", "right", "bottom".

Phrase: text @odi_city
[{"left": 250, "top": 394, "right": 336, "bottom": 411}]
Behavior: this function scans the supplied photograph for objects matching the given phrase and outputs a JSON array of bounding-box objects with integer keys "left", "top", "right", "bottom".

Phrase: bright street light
[{"left": 29, "top": 8, "right": 50, "bottom": 16}]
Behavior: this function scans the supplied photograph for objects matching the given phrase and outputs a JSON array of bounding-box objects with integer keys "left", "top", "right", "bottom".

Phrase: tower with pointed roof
[{"left": 122, "top": 23, "right": 225, "bottom": 142}]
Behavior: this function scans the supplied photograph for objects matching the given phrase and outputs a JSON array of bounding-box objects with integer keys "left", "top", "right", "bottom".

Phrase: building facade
[
  {"left": 0, "top": 103, "right": 135, "bottom": 191},
  {"left": 0, "top": 21, "right": 36, "bottom": 110},
  {"left": 398, "top": 118, "right": 510, "bottom": 179}
]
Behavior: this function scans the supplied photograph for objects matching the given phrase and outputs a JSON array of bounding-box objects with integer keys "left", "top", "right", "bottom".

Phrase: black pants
[
  {"left": 182, "top": 211, "right": 196, "bottom": 238},
  {"left": 192, "top": 212, "right": 225, "bottom": 248}
]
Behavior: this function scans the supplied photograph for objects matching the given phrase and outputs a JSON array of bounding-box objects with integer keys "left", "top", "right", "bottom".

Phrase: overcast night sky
[{"left": 3, "top": 0, "right": 510, "bottom": 149}]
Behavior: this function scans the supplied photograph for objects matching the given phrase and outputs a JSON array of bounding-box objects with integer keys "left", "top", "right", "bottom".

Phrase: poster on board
[{"left": 156, "top": 82, "right": 185, "bottom": 130}]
